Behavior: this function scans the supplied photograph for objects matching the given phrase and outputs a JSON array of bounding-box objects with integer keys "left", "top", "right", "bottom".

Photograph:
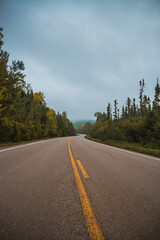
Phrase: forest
[
  {"left": 0, "top": 27, "right": 75, "bottom": 143},
  {"left": 75, "top": 121, "right": 93, "bottom": 134},
  {"left": 89, "top": 79, "right": 160, "bottom": 149}
]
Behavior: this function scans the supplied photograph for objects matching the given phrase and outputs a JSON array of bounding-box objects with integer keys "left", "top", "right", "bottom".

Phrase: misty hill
[{"left": 73, "top": 120, "right": 95, "bottom": 126}]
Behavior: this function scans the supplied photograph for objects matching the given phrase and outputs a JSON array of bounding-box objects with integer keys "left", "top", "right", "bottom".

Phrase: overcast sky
[{"left": 0, "top": 0, "right": 160, "bottom": 120}]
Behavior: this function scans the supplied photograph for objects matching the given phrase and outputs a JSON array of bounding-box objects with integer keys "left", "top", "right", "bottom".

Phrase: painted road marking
[
  {"left": 68, "top": 140, "right": 105, "bottom": 240},
  {"left": 86, "top": 139, "right": 160, "bottom": 162},
  {"left": 77, "top": 160, "right": 89, "bottom": 178}
]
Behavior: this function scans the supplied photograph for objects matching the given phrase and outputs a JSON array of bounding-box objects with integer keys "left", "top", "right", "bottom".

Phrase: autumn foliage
[{"left": 0, "top": 27, "right": 75, "bottom": 143}]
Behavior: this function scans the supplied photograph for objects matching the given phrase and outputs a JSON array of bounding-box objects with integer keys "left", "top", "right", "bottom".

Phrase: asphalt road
[{"left": 0, "top": 135, "right": 160, "bottom": 240}]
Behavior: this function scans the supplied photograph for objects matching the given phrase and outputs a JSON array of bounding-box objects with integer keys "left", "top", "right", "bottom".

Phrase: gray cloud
[{"left": 0, "top": 0, "right": 160, "bottom": 120}]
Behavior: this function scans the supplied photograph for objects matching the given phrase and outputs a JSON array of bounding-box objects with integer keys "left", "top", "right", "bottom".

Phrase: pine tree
[
  {"left": 0, "top": 26, "right": 76, "bottom": 143},
  {"left": 153, "top": 78, "right": 160, "bottom": 115},
  {"left": 126, "top": 97, "right": 131, "bottom": 118},
  {"left": 121, "top": 105, "right": 125, "bottom": 119},
  {"left": 139, "top": 79, "right": 145, "bottom": 117},
  {"left": 113, "top": 99, "right": 118, "bottom": 121},
  {"left": 131, "top": 98, "right": 136, "bottom": 117},
  {"left": 148, "top": 97, "right": 151, "bottom": 112},
  {"left": 117, "top": 109, "right": 120, "bottom": 120},
  {"left": 106, "top": 103, "right": 112, "bottom": 120}
]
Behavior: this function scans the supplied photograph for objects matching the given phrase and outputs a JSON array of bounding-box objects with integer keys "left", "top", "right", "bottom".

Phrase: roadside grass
[
  {"left": 0, "top": 137, "right": 56, "bottom": 148},
  {"left": 0, "top": 139, "right": 44, "bottom": 147},
  {"left": 85, "top": 135, "right": 160, "bottom": 158}
]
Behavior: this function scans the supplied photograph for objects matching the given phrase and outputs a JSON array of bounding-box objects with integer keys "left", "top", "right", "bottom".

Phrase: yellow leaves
[
  {"left": 10, "top": 104, "right": 14, "bottom": 111},
  {"left": 0, "top": 27, "right": 75, "bottom": 143},
  {"left": 46, "top": 108, "right": 55, "bottom": 119},
  {"left": 29, "top": 120, "right": 34, "bottom": 128},
  {"left": 0, "top": 106, "right": 7, "bottom": 114},
  {"left": 0, "top": 86, "right": 9, "bottom": 100},
  {"left": 34, "top": 92, "right": 45, "bottom": 104},
  {"left": 45, "top": 108, "right": 58, "bottom": 137},
  {"left": 1, "top": 117, "right": 13, "bottom": 127}
]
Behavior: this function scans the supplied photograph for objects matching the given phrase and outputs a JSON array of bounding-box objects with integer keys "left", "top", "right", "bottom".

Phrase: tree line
[
  {"left": 75, "top": 121, "right": 93, "bottom": 134},
  {"left": 0, "top": 27, "right": 75, "bottom": 143},
  {"left": 89, "top": 79, "right": 160, "bottom": 148}
]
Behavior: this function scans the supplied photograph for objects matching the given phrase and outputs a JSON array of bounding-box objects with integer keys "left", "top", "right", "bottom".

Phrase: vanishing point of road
[{"left": 0, "top": 135, "right": 160, "bottom": 240}]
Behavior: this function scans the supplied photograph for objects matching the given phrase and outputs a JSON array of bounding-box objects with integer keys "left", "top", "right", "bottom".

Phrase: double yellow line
[
  {"left": 77, "top": 160, "right": 89, "bottom": 179},
  {"left": 68, "top": 140, "right": 105, "bottom": 240}
]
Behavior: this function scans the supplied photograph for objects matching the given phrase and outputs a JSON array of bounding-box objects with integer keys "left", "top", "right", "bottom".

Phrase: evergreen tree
[
  {"left": 0, "top": 27, "right": 75, "bottom": 143},
  {"left": 139, "top": 79, "right": 145, "bottom": 117},
  {"left": 106, "top": 103, "right": 112, "bottom": 120},
  {"left": 94, "top": 112, "right": 107, "bottom": 123},
  {"left": 153, "top": 78, "right": 160, "bottom": 115},
  {"left": 131, "top": 98, "right": 136, "bottom": 117},
  {"left": 121, "top": 105, "right": 125, "bottom": 119},
  {"left": 117, "top": 108, "right": 120, "bottom": 120},
  {"left": 113, "top": 99, "right": 118, "bottom": 121},
  {"left": 126, "top": 97, "right": 131, "bottom": 118}
]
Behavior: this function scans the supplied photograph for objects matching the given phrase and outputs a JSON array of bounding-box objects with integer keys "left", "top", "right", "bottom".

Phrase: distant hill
[{"left": 73, "top": 120, "right": 95, "bottom": 126}]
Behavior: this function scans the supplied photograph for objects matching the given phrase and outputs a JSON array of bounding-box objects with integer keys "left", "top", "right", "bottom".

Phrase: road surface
[{"left": 0, "top": 135, "right": 160, "bottom": 239}]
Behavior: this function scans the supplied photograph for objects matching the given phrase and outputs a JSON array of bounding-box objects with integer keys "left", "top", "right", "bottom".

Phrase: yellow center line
[
  {"left": 68, "top": 140, "right": 105, "bottom": 240},
  {"left": 77, "top": 160, "right": 90, "bottom": 179}
]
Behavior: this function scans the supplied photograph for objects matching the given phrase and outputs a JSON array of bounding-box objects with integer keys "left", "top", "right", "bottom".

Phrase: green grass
[
  {"left": 85, "top": 135, "right": 160, "bottom": 158},
  {"left": 0, "top": 137, "right": 55, "bottom": 147}
]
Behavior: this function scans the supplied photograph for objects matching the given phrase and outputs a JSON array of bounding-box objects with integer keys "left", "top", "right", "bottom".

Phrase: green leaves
[
  {"left": 91, "top": 80, "right": 160, "bottom": 148},
  {"left": 0, "top": 26, "right": 75, "bottom": 143}
]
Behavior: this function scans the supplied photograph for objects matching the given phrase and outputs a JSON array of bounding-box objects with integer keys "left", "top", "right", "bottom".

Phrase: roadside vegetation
[
  {"left": 75, "top": 121, "right": 93, "bottom": 134},
  {"left": 86, "top": 136, "right": 160, "bottom": 158},
  {"left": 0, "top": 27, "right": 75, "bottom": 144},
  {"left": 86, "top": 79, "right": 160, "bottom": 157}
]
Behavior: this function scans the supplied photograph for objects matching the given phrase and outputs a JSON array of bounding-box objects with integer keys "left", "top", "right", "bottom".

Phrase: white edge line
[
  {"left": 0, "top": 138, "right": 55, "bottom": 153},
  {"left": 86, "top": 138, "right": 160, "bottom": 162}
]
